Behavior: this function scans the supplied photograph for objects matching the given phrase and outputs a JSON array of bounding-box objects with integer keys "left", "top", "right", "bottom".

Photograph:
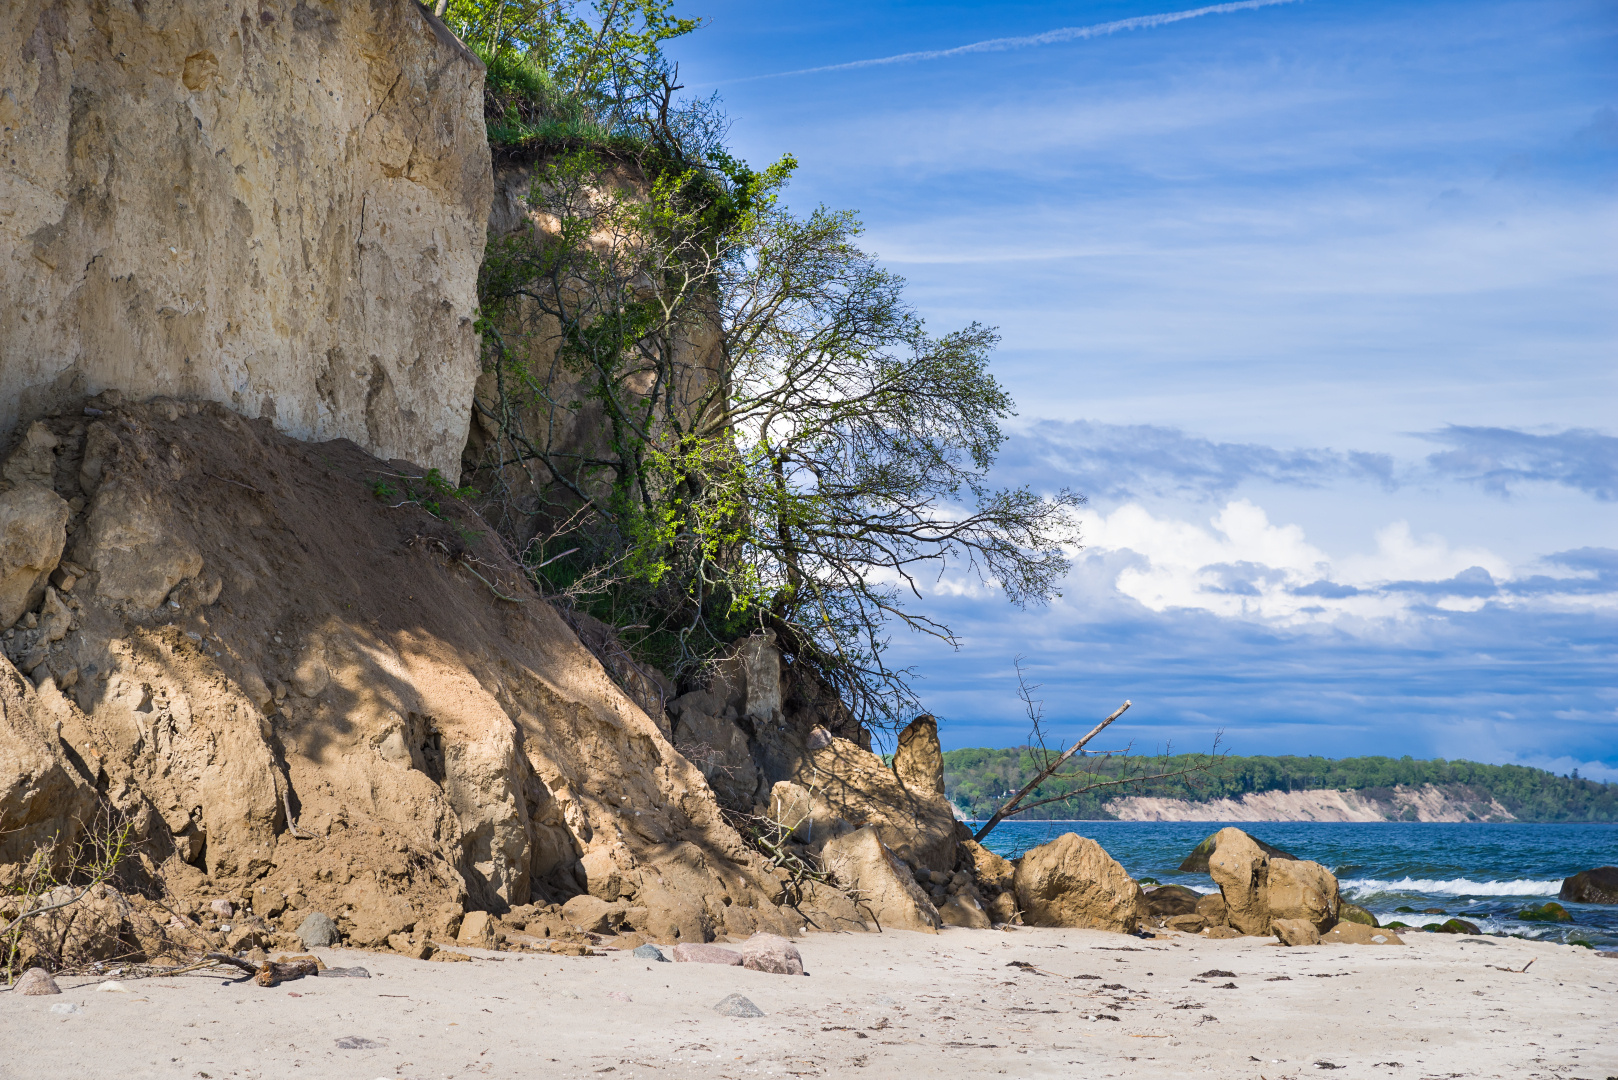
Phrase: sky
[{"left": 665, "top": 0, "right": 1618, "bottom": 776}]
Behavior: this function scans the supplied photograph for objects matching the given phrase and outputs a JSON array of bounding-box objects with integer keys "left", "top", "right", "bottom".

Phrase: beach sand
[{"left": 3, "top": 928, "right": 1614, "bottom": 1079}]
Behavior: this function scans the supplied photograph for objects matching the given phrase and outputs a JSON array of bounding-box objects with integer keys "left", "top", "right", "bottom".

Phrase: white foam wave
[{"left": 1342, "top": 877, "right": 1561, "bottom": 898}]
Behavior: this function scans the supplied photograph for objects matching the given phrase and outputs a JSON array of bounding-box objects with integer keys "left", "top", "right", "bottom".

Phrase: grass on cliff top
[{"left": 479, "top": 45, "right": 650, "bottom": 155}]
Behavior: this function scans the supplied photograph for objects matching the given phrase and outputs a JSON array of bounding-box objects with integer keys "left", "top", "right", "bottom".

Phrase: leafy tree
[{"left": 471, "top": 147, "right": 1080, "bottom": 730}]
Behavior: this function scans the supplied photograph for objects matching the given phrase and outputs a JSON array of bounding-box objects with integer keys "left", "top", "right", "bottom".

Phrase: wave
[{"left": 1341, "top": 876, "right": 1562, "bottom": 898}]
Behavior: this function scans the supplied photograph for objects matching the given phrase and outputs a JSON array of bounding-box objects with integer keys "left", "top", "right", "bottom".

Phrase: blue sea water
[{"left": 975, "top": 820, "right": 1618, "bottom": 949}]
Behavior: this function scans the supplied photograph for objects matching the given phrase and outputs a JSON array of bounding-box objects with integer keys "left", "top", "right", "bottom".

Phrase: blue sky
[{"left": 667, "top": 0, "right": 1618, "bottom": 776}]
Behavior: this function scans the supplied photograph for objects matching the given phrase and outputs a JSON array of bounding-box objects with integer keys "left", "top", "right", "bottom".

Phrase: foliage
[
  {"left": 469, "top": 147, "right": 1080, "bottom": 731},
  {"left": 441, "top": 0, "right": 714, "bottom": 152},
  {"left": 942, "top": 750, "right": 1618, "bottom": 822}
]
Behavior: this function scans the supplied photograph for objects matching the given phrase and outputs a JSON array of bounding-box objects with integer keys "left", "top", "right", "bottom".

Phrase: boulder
[
  {"left": 1201, "top": 925, "right": 1241, "bottom": 939},
  {"left": 671, "top": 704, "right": 761, "bottom": 810},
  {"left": 297, "top": 913, "right": 339, "bottom": 949},
  {"left": 1166, "top": 913, "right": 1207, "bottom": 933},
  {"left": 2, "top": 422, "right": 60, "bottom": 488},
  {"left": 14, "top": 967, "right": 61, "bottom": 995},
  {"left": 1338, "top": 902, "right": 1380, "bottom": 927},
  {"left": 457, "top": 910, "right": 496, "bottom": 948},
  {"left": 1518, "top": 902, "right": 1573, "bottom": 923},
  {"left": 561, "top": 894, "right": 615, "bottom": 933},
  {"left": 939, "top": 892, "right": 993, "bottom": 929},
  {"left": 713, "top": 993, "right": 765, "bottom": 1017},
  {"left": 1196, "top": 892, "right": 1229, "bottom": 927},
  {"left": 1323, "top": 922, "right": 1404, "bottom": 945},
  {"left": 1560, "top": 867, "right": 1618, "bottom": 905},
  {"left": 1144, "top": 885, "right": 1202, "bottom": 917},
  {"left": 1180, "top": 828, "right": 1297, "bottom": 874},
  {"left": 766, "top": 781, "right": 852, "bottom": 847},
  {"left": 0, "top": 482, "right": 69, "bottom": 629},
  {"left": 672, "top": 942, "right": 744, "bottom": 966},
  {"left": 893, "top": 715, "right": 945, "bottom": 795},
  {"left": 1272, "top": 917, "right": 1321, "bottom": 946},
  {"left": 1205, "top": 827, "right": 1338, "bottom": 935},
  {"left": 820, "top": 826, "right": 940, "bottom": 933},
  {"left": 987, "top": 892, "right": 1019, "bottom": 925},
  {"left": 794, "top": 735, "right": 958, "bottom": 877},
  {"left": 1013, "top": 833, "right": 1148, "bottom": 933},
  {"left": 740, "top": 933, "right": 804, "bottom": 975}
]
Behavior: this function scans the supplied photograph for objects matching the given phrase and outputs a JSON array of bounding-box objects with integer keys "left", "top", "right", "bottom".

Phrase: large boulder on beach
[
  {"left": 1180, "top": 827, "right": 1297, "bottom": 873},
  {"left": 820, "top": 826, "right": 941, "bottom": 933},
  {"left": 1560, "top": 867, "right": 1618, "bottom": 905},
  {"left": 1205, "top": 827, "right": 1339, "bottom": 935},
  {"left": 1013, "top": 833, "right": 1148, "bottom": 933}
]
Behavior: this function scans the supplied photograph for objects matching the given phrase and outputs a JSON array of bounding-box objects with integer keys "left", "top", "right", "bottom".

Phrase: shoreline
[{"left": 5, "top": 925, "right": 1614, "bottom": 1079}]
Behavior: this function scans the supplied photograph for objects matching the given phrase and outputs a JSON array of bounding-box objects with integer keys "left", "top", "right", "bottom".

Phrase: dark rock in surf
[{"left": 1560, "top": 867, "right": 1618, "bottom": 905}]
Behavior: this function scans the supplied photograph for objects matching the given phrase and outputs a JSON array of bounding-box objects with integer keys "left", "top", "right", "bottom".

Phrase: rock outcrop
[
  {"left": 819, "top": 827, "right": 940, "bottom": 933},
  {"left": 1201, "top": 827, "right": 1340, "bottom": 935},
  {"left": 0, "top": 400, "right": 791, "bottom": 952},
  {"left": 1013, "top": 832, "right": 1147, "bottom": 933},
  {"left": 1560, "top": 867, "right": 1618, "bottom": 905},
  {"left": 0, "top": 0, "right": 491, "bottom": 477},
  {"left": 1179, "top": 829, "right": 1296, "bottom": 873}
]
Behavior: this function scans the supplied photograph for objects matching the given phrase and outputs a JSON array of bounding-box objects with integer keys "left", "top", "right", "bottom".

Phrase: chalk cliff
[{"left": 1, "top": 0, "right": 491, "bottom": 477}]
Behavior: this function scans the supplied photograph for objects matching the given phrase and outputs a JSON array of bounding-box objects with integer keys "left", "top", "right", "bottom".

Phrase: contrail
[{"left": 727, "top": 0, "right": 1303, "bottom": 83}]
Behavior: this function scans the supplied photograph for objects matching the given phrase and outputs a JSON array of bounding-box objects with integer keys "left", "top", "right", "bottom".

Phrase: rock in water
[
  {"left": 1338, "top": 903, "right": 1380, "bottom": 927},
  {"left": 672, "top": 943, "right": 745, "bottom": 966},
  {"left": 15, "top": 968, "right": 61, "bottom": 995},
  {"left": 1013, "top": 833, "right": 1148, "bottom": 933},
  {"left": 713, "top": 993, "right": 765, "bottom": 1018},
  {"left": 1434, "top": 918, "right": 1481, "bottom": 935},
  {"left": 1560, "top": 867, "right": 1618, "bottom": 905},
  {"left": 1518, "top": 902, "right": 1573, "bottom": 922},
  {"left": 297, "top": 912, "right": 339, "bottom": 949},
  {"left": 1180, "top": 828, "right": 1297, "bottom": 874},
  {"left": 632, "top": 943, "right": 669, "bottom": 962}
]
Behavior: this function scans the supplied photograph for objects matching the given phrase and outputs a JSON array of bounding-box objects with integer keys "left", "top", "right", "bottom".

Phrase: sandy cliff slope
[{"left": 1, "top": 397, "right": 792, "bottom": 945}]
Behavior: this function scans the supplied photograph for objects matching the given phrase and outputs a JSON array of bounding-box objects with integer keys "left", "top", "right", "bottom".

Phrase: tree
[{"left": 471, "top": 150, "right": 1082, "bottom": 730}]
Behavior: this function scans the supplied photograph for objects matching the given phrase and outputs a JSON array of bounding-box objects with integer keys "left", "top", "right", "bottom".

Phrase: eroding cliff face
[
  {"left": 0, "top": 0, "right": 492, "bottom": 476},
  {"left": 1107, "top": 785, "right": 1518, "bottom": 822},
  {"left": 0, "top": 399, "right": 790, "bottom": 945}
]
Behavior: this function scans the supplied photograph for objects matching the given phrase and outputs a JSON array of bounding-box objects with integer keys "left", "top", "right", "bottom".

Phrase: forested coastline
[{"left": 943, "top": 750, "right": 1618, "bottom": 823}]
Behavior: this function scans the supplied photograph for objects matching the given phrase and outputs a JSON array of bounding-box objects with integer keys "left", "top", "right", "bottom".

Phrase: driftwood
[
  {"left": 972, "top": 701, "right": 1132, "bottom": 842},
  {"left": 200, "top": 951, "right": 320, "bottom": 987}
]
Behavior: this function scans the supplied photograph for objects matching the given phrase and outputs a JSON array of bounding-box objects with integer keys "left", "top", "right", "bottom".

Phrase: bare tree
[{"left": 971, "top": 660, "right": 1223, "bottom": 843}]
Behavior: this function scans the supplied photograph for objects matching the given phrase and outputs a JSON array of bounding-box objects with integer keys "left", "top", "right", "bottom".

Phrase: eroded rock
[
  {"left": 1013, "top": 833, "right": 1148, "bottom": 934},
  {"left": 0, "top": 482, "right": 69, "bottom": 629},
  {"left": 820, "top": 827, "right": 940, "bottom": 933}
]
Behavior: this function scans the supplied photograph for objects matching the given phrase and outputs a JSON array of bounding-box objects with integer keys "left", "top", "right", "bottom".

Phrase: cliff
[
  {"left": 1105, "top": 785, "right": 1518, "bottom": 823},
  {"left": 1, "top": 0, "right": 491, "bottom": 477}
]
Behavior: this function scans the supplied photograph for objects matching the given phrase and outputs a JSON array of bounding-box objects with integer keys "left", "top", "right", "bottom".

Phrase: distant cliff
[
  {"left": 1105, "top": 784, "right": 1517, "bottom": 822},
  {"left": 944, "top": 751, "right": 1618, "bottom": 823}
]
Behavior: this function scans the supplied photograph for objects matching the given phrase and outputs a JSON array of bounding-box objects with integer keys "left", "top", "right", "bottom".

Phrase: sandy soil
[{"left": 3, "top": 928, "right": 1614, "bottom": 1080}]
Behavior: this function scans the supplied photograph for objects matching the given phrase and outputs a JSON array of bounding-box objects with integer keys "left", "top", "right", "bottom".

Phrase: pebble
[
  {"left": 317, "top": 966, "right": 371, "bottom": 978},
  {"left": 632, "top": 943, "right": 669, "bottom": 962},
  {"left": 334, "top": 1036, "right": 382, "bottom": 1049},
  {"left": 210, "top": 899, "right": 235, "bottom": 918},
  {"left": 713, "top": 993, "right": 765, "bottom": 1018},
  {"left": 15, "top": 968, "right": 61, "bottom": 996},
  {"left": 95, "top": 981, "right": 127, "bottom": 993},
  {"left": 48, "top": 1002, "right": 82, "bottom": 1015}
]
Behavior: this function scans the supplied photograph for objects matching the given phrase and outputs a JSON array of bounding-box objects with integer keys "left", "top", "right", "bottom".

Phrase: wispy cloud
[
  {"left": 726, "top": 0, "right": 1304, "bottom": 83},
  {"left": 1422, "top": 425, "right": 1618, "bottom": 501},
  {"left": 996, "top": 420, "right": 1618, "bottom": 504}
]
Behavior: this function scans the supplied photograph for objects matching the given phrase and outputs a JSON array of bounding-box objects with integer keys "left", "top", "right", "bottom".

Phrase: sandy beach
[{"left": 4, "top": 927, "right": 1613, "bottom": 1080}]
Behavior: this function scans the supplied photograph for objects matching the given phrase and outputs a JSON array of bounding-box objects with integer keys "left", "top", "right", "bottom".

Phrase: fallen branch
[{"left": 972, "top": 700, "right": 1131, "bottom": 843}]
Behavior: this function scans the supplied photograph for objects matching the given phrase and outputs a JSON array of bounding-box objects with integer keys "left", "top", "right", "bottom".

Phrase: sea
[{"left": 974, "top": 820, "right": 1618, "bottom": 951}]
